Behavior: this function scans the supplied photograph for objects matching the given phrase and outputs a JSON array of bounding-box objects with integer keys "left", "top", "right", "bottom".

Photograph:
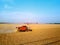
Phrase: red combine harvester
[{"left": 16, "top": 25, "right": 32, "bottom": 32}]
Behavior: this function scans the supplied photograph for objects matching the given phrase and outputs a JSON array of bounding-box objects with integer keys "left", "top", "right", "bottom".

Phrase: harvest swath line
[
  {"left": 20, "top": 37, "right": 60, "bottom": 45},
  {"left": 44, "top": 40, "right": 60, "bottom": 45}
]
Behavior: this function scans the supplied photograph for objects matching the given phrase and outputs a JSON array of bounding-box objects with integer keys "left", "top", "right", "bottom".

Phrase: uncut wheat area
[{"left": 0, "top": 24, "right": 60, "bottom": 45}]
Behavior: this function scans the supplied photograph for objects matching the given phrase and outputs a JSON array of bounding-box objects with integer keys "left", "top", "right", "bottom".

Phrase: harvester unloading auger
[{"left": 16, "top": 25, "right": 32, "bottom": 32}]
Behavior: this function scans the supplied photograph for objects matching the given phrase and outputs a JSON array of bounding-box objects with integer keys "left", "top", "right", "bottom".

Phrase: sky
[{"left": 0, "top": 0, "right": 60, "bottom": 23}]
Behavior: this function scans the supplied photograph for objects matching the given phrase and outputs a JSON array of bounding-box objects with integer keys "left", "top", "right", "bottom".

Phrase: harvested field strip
[{"left": 20, "top": 37, "right": 60, "bottom": 45}]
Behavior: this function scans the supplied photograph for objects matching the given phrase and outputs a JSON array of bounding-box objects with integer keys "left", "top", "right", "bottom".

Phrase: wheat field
[{"left": 0, "top": 24, "right": 60, "bottom": 45}]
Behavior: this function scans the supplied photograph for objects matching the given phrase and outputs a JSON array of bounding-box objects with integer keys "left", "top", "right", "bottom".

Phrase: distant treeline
[
  {"left": 0, "top": 22, "right": 11, "bottom": 24},
  {"left": 0, "top": 22, "right": 60, "bottom": 24},
  {"left": 48, "top": 23, "right": 60, "bottom": 24}
]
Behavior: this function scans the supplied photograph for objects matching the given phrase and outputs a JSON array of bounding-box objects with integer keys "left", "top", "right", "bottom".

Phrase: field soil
[{"left": 0, "top": 24, "right": 60, "bottom": 45}]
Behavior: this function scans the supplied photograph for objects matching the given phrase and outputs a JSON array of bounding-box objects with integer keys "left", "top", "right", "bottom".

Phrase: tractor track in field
[{"left": 20, "top": 37, "right": 60, "bottom": 45}]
